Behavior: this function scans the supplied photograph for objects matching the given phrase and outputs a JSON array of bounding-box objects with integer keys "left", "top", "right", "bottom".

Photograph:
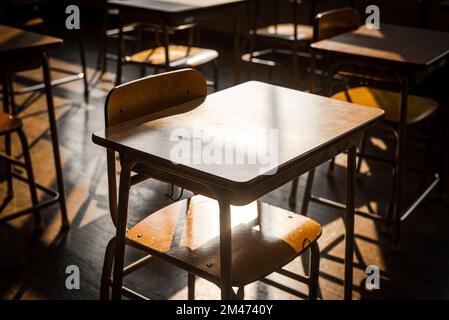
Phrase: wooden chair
[
  {"left": 0, "top": 111, "right": 40, "bottom": 228},
  {"left": 0, "top": 76, "right": 64, "bottom": 227},
  {"left": 100, "top": 69, "right": 322, "bottom": 300},
  {"left": 312, "top": 6, "right": 359, "bottom": 42},
  {"left": 242, "top": 0, "right": 317, "bottom": 88},
  {"left": 307, "top": 6, "right": 360, "bottom": 93},
  {"left": 97, "top": 5, "right": 140, "bottom": 74},
  {"left": 97, "top": 5, "right": 198, "bottom": 77},
  {"left": 115, "top": 15, "right": 219, "bottom": 91},
  {"left": 289, "top": 8, "right": 439, "bottom": 225}
]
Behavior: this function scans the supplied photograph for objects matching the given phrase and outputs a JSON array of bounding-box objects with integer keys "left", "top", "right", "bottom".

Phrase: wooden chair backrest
[
  {"left": 105, "top": 69, "right": 207, "bottom": 128},
  {"left": 313, "top": 7, "right": 359, "bottom": 42}
]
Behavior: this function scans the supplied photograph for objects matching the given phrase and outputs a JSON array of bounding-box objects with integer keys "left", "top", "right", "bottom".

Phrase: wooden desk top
[
  {"left": 0, "top": 24, "right": 62, "bottom": 57},
  {"left": 108, "top": 0, "right": 244, "bottom": 14},
  {"left": 93, "top": 81, "right": 383, "bottom": 191},
  {"left": 311, "top": 24, "right": 449, "bottom": 68}
]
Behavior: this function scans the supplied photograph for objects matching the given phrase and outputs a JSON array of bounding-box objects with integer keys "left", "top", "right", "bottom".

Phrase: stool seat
[
  {"left": 332, "top": 86, "right": 438, "bottom": 124},
  {"left": 127, "top": 195, "right": 321, "bottom": 287},
  {"left": 126, "top": 45, "right": 219, "bottom": 68},
  {"left": 256, "top": 23, "right": 314, "bottom": 42},
  {"left": 0, "top": 112, "right": 22, "bottom": 135}
]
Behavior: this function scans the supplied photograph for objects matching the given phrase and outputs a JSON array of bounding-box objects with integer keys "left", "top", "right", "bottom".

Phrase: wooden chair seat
[
  {"left": 0, "top": 112, "right": 22, "bottom": 135},
  {"left": 332, "top": 86, "right": 438, "bottom": 124},
  {"left": 126, "top": 45, "right": 219, "bottom": 68},
  {"left": 126, "top": 195, "right": 321, "bottom": 287},
  {"left": 256, "top": 23, "right": 313, "bottom": 42}
]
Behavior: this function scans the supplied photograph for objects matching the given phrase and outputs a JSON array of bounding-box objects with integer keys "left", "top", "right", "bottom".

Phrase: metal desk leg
[
  {"left": 162, "top": 22, "right": 171, "bottom": 73},
  {"left": 115, "top": 12, "right": 124, "bottom": 86},
  {"left": 100, "top": 236, "right": 116, "bottom": 300},
  {"left": 438, "top": 66, "right": 449, "bottom": 199},
  {"left": 393, "top": 76, "right": 409, "bottom": 246},
  {"left": 188, "top": 273, "right": 196, "bottom": 300},
  {"left": 218, "top": 197, "right": 233, "bottom": 300},
  {"left": 77, "top": 29, "right": 89, "bottom": 103},
  {"left": 111, "top": 158, "right": 135, "bottom": 300},
  {"left": 441, "top": 103, "right": 449, "bottom": 200},
  {"left": 97, "top": 10, "right": 109, "bottom": 73},
  {"left": 233, "top": 8, "right": 241, "bottom": 85},
  {"left": 344, "top": 145, "right": 356, "bottom": 300},
  {"left": 291, "top": 42, "right": 299, "bottom": 89},
  {"left": 301, "top": 169, "right": 316, "bottom": 216},
  {"left": 42, "top": 52, "right": 69, "bottom": 228}
]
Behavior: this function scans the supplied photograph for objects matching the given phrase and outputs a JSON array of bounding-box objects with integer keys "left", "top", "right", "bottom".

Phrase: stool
[{"left": 0, "top": 112, "right": 41, "bottom": 227}]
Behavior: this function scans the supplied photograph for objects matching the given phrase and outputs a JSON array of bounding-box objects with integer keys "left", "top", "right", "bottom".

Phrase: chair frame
[
  {"left": 242, "top": 0, "right": 318, "bottom": 88},
  {"left": 114, "top": 11, "right": 219, "bottom": 91},
  {"left": 97, "top": 7, "right": 195, "bottom": 76},
  {"left": 0, "top": 79, "right": 61, "bottom": 227}
]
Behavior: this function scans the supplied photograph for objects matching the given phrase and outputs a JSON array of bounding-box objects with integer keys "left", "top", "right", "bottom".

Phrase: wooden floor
[{"left": 1, "top": 30, "right": 449, "bottom": 300}]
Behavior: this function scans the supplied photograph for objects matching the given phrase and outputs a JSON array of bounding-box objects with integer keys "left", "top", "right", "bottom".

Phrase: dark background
[{"left": 5, "top": 0, "right": 449, "bottom": 36}]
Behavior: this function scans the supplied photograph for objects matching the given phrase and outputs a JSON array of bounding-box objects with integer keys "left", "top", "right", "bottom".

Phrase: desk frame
[
  {"left": 94, "top": 128, "right": 368, "bottom": 299},
  {"left": 310, "top": 30, "right": 449, "bottom": 247},
  {"left": 0, "top": 29, "right": 69, "bottom": 228},
  {"left": 108, "top": 0, "right": 245, "bottom": 86}
]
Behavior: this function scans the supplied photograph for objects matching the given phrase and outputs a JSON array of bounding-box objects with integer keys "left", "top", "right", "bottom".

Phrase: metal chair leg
[
  {"left": 245, "top": 0, "right": 259, "bottom": 82},
  {"left": 1, "top": 76, "right": 13, "bottom": 198},
  {"left": 17, "top": 128, "right": 42, "bottom": 229},
  {"left": 97, "top": 11, "right": 109, "bottom": 72},
  {"left": 100, "top": 237, "right": 116, "bottom": 300},
  {"left": 78, "top": 30, "right": 89, "bottom": 103},
  {"left": 392, "top": 76, "right": 409, "bottom": 248},
  {"left": 115, "top": 13, "right": 124, "bottom": 86},
  {"left": 291, "top": 45, "right": 299, "bottom": 89},
  {"left": 327, "top": 157, "right": 336, "bottom": 177},
  {"left": 301, "top": 169, "right": 315, "bottom": 216},
  {"left": 7, "top": 75, "right": 18, "bottom": 115},
  {"left": 308, "top": 241, "right": 320, "bottom": 300},
  {"left": 289, "top": 178, "right": 299, "bottom": 209},
  {"left": 136, "top": 26, "right": 147, "bottom": 78},
  {"left": 418, "top": 116, "right": 436, "bottom": 192},
  {"left": 245, "top": 36, "right": 255, "bottom": 81},
  {"left": 111, "top": 159, "right": 135, "bottom": 300},
  {"left": 386, "top": 128, "right": 400, "bottom": 222},
  {"left": 42, "top": 53, "right": 69, "bottom": 229},
  {"left": 188, "top": 272, "right": 195, "bottom": 300},
  {"left": 3, "top": 133, "right": 13, "bottom": 198}
]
